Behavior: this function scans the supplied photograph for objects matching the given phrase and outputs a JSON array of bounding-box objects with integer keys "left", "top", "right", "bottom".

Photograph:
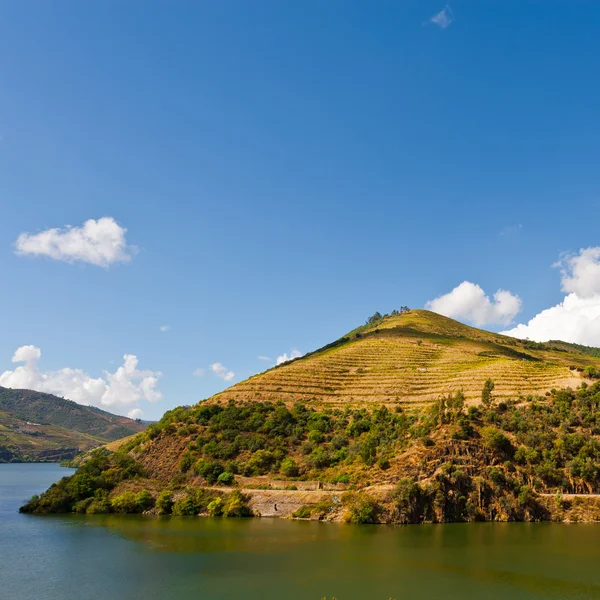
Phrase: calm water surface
[{"left": 2, "top": 463, "right": 600, "bottom": 600}]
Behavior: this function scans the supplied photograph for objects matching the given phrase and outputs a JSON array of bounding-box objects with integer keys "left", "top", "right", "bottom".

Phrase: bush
[
  {"left": 280, "top": 457, "right": 299, "bottom": 477},
  {"left": 343, "top": 492, "right": 380, "bottom": 524},
  {"left": 243, "top": 450, "right": 276, "bottom": 475},
  {"left": 196, "top": 459, "right": 225, "bottom": 484},
  {"left": 156, "top": 490, "right": 174, "bottom": 515},
  {"left": 111, "top": 491, "right": 139, "bottom": 513},
  {"left": 217, "top": 471, "right": 235, "bottom": 486},
  {"left": 480, "top": 426, "right": 513, "bottom": 456},
  {"left": 292, "top": 505, "right": 312, "bottom": 519},
  {"left": 179, "top": 452, "right": 194, "bottom": 473},
  {"left": 207, "top": 497, "right": 224, "bottom": 516},
  {"left": 223, "top": 490, "right": 252, "bottom": 517},
  {"left": 172, "top": 494, "right": 198, "bottom": 516},
  {"left": 307, "top": 447, "right": 331, "bottom": 469},
  {"left": 135, "top": 489, "right": 154, "bottom": 511}
]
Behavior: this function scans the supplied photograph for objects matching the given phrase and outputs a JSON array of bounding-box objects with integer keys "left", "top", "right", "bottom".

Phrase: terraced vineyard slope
[
  {"left": 0, "top": 386, "right": 147, "bottom": 462},
  {"left": 214, "top": 310, "right": 600, "bottom": 409}
]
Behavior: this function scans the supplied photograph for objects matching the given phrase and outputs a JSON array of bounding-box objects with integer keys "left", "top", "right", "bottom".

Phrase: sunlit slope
[{"left": 213, "top": 310, "right": 600, "bottom": 408}]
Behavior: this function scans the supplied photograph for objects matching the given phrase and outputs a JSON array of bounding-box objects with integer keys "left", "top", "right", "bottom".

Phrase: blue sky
[{"left": 1, "top": 1, "right": 600, "bottom": 419}]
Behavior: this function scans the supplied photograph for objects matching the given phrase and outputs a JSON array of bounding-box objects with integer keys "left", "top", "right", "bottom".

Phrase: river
[{"left": 1, "top": 463, "right": 600, "bottom": 599}]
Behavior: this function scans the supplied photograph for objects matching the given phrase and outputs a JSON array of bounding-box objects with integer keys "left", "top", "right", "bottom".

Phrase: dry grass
[{"left": 213, "top": 310, "right": 600, "bottom": 408}]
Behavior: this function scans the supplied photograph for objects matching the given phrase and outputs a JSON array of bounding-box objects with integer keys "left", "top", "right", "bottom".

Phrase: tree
[
  {"left": 366, "top": 312, "right": 383, "bottom": 325},
  {"left": 481, "top": 379, "right": 495, "bottom": 407}
]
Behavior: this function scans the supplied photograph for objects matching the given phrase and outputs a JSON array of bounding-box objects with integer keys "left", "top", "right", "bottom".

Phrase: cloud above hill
[
  {"left": 15, "top": 217, "right": 135, "bottom": 267},
  {"left": 0, "top": 347, "right": 161, "bottom": 417},
  {"left": 503, "top": 247, "right": 600, "bottom": 345},
  {"left": 426, "top": 281, "right": 522, "bottom": 326},
  {"left": 211, "top": 362, "right": 235, "bottom": 381},
  {"left": 276, "top": 349, "right": 303, "bottom": 365}
]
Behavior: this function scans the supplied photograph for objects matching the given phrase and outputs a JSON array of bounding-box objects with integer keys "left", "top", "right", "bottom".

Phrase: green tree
[
  {"left": 156, "top": 490, "right": 174, "bottom": 515},
  {"left": 482, "top": 379, "right": 495, "bottom": 407}
]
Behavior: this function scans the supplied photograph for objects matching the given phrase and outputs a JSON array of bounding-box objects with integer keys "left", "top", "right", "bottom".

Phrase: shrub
[
  {"left": 207, "top": 497, "right": 224, "bottom": 516},
  {"left": 172, "top": 494, "right": 198, "bottom": 516},
  {"left": 280, "top": 457, "right": 299, "bottom": 477},
  {"left": 307, "top": 447, "right": 331, "bottom": 469},
  {"left": 135, "top": 489, "right": 154, "bottom": 511},
  {"left": 343, "top": 492, "right": 379, "bottom": 524},
  {"left": 292, "top": 505, "right": 312, "bottom": 519},
  {"left": 86, "top": 497, "right": 111, "bottom": 514},
  {"left": 223, "top": 491, "right": 252, "bottom": 517},
  {"left": 111, "top": 491, "right": 139, "bottom": 513},
  {"left": 196, "top": 459, "right": 225, "bottom": 484},
  {"left": 391, "top": 478, "right": 422, "bottom": 524},
  {"left": 156, "top": 490, "right": 174, "bottom": 515},
  {"left": 217, "top": 471, "right": 235, "bottom": 486},
  {"left": 480, "top": 426, "right": 513, "bottom": 455},
  {"left": 244, "top": 450, "right": 276, "bottom": 475},
  {"left": 179, "top": 452, "right": 194, "bottom": 473}
]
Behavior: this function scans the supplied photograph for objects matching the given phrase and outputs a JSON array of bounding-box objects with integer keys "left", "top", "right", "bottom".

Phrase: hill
[
  {"left": 21, "top": 310, "right": 600, "bottom": 523},
  {"left": 214, "top": 310, "right": 600, "bottom": 408},
  {"left": 0, "top": 386, "right": 147, "bottom": 462}
]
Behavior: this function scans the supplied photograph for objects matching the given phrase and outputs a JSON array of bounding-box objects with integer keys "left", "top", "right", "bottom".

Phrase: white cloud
[
  {"left": 430, "top": 5, "right": 454, "bottom": 29},
  {"left": 193, "top": 368, "right": 205, "bottom": 377},
  {"left": 502, "top": 293, "right": 600, "bottom": 345},
  {"left": 211, "top": 362, "right": 235, "bottom": 381},
  {"left": 276, "top": 349, "right": 303, "bottom": 366},
  {"left": 128, "top": 408, "right": 143, "bottom": 420},
  {"left": 15, "top": 217, "right": 135, "bottom": 267},
  {"left": 0, "top": 347, "right": 162, "bottom": 415},
  {"left": 159, "top": 325, "right": 171, "bottom": 332},
  {"left": 426, "top": 281, "right": 522, "bottom": 326},
  {"left": 557, "top": 247, "right": 600, "bottom": 298},
  {"left": 500, "top": 224, "right": 523, "bottom": 237},
  {"left": 502, "top": 247, "right": 600, "bottom": 345},
  {"left": 257, "top": 355, "right": 272, "bottom": 362}
]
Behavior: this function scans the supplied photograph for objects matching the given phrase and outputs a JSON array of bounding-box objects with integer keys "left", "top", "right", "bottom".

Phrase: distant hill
[
  {"left": 23, "top": 310, "right": 600, "bottom": 524},
  {"left": 0, "top": 386, "right": 147, "bottom": 462}
]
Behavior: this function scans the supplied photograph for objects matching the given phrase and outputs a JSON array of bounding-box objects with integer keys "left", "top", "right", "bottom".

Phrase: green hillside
[
  {"left": 21, "top": 311, "right": 600, "bottom": 523},
  {"left": 0, "top": 386, "right": 147, "bottom": 462}
]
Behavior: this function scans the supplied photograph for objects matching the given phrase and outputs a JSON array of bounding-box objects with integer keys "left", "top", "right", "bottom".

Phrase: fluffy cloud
[
  {"left": 193, "top": 368, "right": 205, "bottom": 377},
  {"left": 276, "top": 349, "right": 303, "bottom": 365},
  {"left": 211, "top": 362, "right": 235, "bottom": 381},
  {"left": 502, "top": 294, "right": 600, "bottom": 345},
  {"left": 159, "top": 325, "right": 171, "bottom": 332},
  {"left": 15, "top": 217, "right": 135, "bottom": 267},
  {"left": 502, "top": 247, "right": 600, "bottom": 345},
  {"left": 426, "top": 281, "right": 522, "bottom": 326},
  {"left": 128, "top": 408, "right": 143, "bottom": 420},
  {"left": 0, "top": 347, "right": 161, "bottom": 415},
  {"left": 430, "top": 5, "right": 454, "bottom": 29},
  {"left": 557, "top": 247, "right": 600, "bottom": 297}
]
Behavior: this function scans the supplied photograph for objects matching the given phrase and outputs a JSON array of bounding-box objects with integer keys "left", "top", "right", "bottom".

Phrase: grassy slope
[
  {"left": 21, "top": 310, "right": 600, "bottom": 522},
  {"left": 0, "top": 386, "right": 147, "bottom": 462},
  {"left": 213, "top": 310, "right": 600, "bottom": 408}
]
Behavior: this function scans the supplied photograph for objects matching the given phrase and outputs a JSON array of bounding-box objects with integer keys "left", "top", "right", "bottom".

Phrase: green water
[{"left": 2, "top": 464, "right": 600, "bottom": 599}]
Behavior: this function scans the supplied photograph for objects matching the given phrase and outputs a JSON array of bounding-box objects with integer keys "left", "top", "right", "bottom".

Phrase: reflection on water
[{"left": 2, "top": 464, "right": 600, "bottom": 600}]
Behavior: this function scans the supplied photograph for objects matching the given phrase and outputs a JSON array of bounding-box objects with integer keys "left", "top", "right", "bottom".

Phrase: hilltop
[
  {"left": 214, "top": 310, "right": 599, "bottom": 408},
  {"left": 0, "top": 386, "right": 147, "bottom": 462},
  {"left": 21, "top": 310, "right": 600, "bottom": 523}
]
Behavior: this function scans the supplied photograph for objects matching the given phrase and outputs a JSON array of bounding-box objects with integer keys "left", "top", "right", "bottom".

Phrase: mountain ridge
[{"left": 0, "top": 386, "right": 147, "bottom": 462}]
